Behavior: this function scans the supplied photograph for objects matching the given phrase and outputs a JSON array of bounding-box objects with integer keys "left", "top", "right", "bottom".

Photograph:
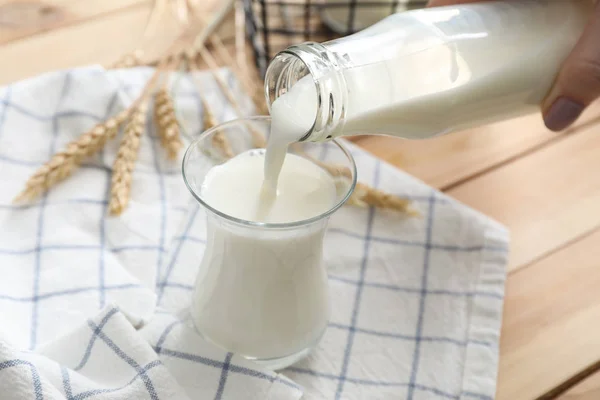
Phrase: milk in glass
[{"left": 191, "top": 149, "right": 337, "bottom": 361}]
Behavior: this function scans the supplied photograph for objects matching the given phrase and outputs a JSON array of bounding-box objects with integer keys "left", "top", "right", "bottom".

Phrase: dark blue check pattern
[
  {"left": 1, "top": 306, "right": 302, "bottom": 399},
  {"left": 0, "top": 66, "right": 509, "bottom": 399},
  {"left": 1, "top": 69, "right": 158, "bottom": 351}
]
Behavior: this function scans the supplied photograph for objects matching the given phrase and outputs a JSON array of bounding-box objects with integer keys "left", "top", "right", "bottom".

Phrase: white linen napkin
[{"left": 0, "top": 66, "right": 509, "bottom": 400}]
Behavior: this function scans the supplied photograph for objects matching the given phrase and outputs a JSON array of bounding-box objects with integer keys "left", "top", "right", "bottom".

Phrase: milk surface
[
  {"left": 193, "top": 150, "right": 334, "bottom": 359},
  {"left": 202, "top": 149, "right": 335, "bottom": 223}
]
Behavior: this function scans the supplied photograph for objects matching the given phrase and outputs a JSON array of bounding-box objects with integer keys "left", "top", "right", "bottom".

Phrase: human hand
[{"left": 427, "top": 0, "right": 600, "bottom": 132}]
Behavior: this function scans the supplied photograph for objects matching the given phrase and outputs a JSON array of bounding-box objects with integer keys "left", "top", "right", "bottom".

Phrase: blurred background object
[{"left": 243, "top": 0, "right": 427, "bottom": 75}]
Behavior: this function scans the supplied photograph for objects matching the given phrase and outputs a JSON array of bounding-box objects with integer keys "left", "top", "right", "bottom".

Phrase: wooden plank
[
  {"left": 0, "top": 2, "right": 176, "bottom": 84},
  {"left": 0, "top": 0, "right": 236, "bottom": 85},
  {"left": 0, "top": 0, "right": 147, "bottom": 45},
  {"left": 497, "top": 229, "right": 600, "bottom": 400},
  {"left": 355, "top": 113, "right": 555, "bottom": 189},
  {"left": 557, "top": 370, "right": 600, "bottom": 399},
  {"left": 446, "top": 116, "right": 600, "bottom": 271},
  {"left": 355, "top": 104, "right": 600, "bottom": 190}
]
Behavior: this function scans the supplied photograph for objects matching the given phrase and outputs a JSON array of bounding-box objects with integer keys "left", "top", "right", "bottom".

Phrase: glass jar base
[
  {"left": 242, "top": 346, "right": 312, "bottom": 371},
  {"left": 189, "top": 313, "right": 323, "bottom": 371}
]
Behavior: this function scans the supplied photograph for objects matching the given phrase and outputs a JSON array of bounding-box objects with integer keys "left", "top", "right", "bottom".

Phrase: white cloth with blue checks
[{"left": 0, "top": 66, "right": 509, "bottom": 399}]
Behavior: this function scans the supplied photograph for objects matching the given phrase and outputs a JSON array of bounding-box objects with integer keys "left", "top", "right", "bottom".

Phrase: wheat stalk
[
  {"left": 209, "top": 35, "right": 268, "bottom": 115},
  {"left": 186, "top": 0, "right": 267, "bottom": 115},
  {"left": 14, "top": 110, "right": 129, "bottom": 202},
  {"left": 109, "top": 103, "right": 148, "bottom": 215},
  {"left": 234, "top": 0, "right": 247, "bottom": 70},
  {"left": 154, "top": 86, "right": 183, "bottom": 159},
  {"left": 196, "top": 46, "right": 266, "bottom": 148}
]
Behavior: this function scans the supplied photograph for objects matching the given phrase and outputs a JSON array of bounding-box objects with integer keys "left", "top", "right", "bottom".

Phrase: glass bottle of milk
[{"left": 264, "top": 0, "right": 592, "bottom": 142}]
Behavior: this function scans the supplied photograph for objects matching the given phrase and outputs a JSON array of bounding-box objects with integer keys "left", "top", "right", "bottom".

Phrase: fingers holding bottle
[{"left": 543, "top": 1, "right": 600, "bottom": 131}]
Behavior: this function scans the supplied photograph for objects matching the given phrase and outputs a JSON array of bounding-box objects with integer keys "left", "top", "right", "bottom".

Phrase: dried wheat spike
[
  {"left": 203, "top": 102, "right": 219, "bottom": 131},
  {"left": 321, "top": 163, "right": 352, "bottom": 179},
  {"left": 290, "top": 144, "right": 352, "bottom": 179},
  {"left": 154, "top": 87, "right": 183, "bottom": 160},
  {"left": 110, "top": 50, "right": 144, "bottom": 69},
  {"left": 14, "top": 111, "right": 128, "bottom": 202},
  {"left": 251, "top": 85, "right": 269, "bottom": 115},
  {"left": 247, "top": 123, "right": 266, "bottom": 148},
  {"left": 212, "top": 131, "right": 234, "bottom": 159},
  {"left": 201, "top": 95, "right": 234, "bottom": 159},
  {"left": 348, "top": 182, "right": 418, "bottom": 216},
  {"left": 109, "top": 104, "right": 148, "bottom": 215}
]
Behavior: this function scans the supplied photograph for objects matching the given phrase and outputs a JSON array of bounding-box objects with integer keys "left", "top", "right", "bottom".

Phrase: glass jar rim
[{"left": 182, "top": 115, "right": 358, "bottom": 229}]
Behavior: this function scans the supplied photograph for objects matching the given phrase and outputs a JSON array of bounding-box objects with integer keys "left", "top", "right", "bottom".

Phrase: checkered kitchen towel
[{"left": 0, "top": 66, "right": 509, "bottom": 399}]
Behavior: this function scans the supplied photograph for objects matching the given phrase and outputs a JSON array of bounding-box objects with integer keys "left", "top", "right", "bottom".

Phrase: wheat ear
[
  {"left": 200, "top": 93, "right": 234, "bottom": 158},
  {"left": 109, "top": 103, "right": 148, "bottom": 215},
  {"left": 189, "top": 55, "right": 234, "bottom": 159},
  {"left": 109, "top": 50, "right": 145, "bottom": 69},
  {"left": 14, "top": 110, "right": 129, "bottom": 202},
  {"left": 290, "top": 143, "right": 353, "bottom": 179},
  {"left": 154, "top": 87, "right": 183, "bottom": 160},
  {"left": 348, "top": 182, "right": 418, "bottom": 216}
]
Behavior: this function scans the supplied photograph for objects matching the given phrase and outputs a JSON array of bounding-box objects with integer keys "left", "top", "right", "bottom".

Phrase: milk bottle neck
[{"left": 264, "top": 42, "right": 349, "bottom": 142}]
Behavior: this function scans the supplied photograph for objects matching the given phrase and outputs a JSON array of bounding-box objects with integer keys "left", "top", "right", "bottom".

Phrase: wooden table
[{"left": 1, "top": 1, "right": 600, "bottom": 399}]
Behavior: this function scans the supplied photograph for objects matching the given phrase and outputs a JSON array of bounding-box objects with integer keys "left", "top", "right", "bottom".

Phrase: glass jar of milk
[
  {"left": 265, "top": 0, "right": 592, "bottom": 143},
  {"left": 183, "top": 117, "right": 356, "bottom": 370}
]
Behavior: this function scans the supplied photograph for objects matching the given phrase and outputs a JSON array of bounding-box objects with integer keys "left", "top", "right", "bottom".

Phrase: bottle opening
[
  {"left": 265, "top": 53, "right": 310, "bottom": 112},
  {"left": 265, "top": 52, "right": 316, "bottom": 142},
  {"left": 264, "top": 43, "right": 349, "bottom": 142}
]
